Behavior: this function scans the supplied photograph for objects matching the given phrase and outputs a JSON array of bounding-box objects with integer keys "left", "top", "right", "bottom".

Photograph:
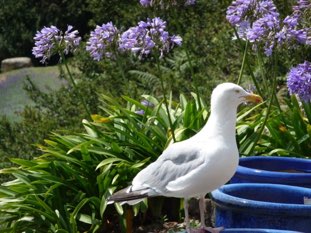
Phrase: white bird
[{"left": 108, "top": 83, "right": 262, "bottom": 233}]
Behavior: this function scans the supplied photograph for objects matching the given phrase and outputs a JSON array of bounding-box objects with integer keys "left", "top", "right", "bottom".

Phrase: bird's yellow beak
[{"left": 243, "top": 93, "right": 263, "bottom": 104}]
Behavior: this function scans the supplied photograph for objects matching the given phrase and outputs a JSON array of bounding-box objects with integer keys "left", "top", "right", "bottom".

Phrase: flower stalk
[
  {"left": 60, "top": 53, "right": 92, "bottom": 119},
  {"left": 237, "top": 39, "right": 249, "bottom": 85},
  {"left": 156, "top": 58, "right": 177, "bottom": 142},
  {"left": 233, "top": 28, "right": 263, "bottom": 98}
]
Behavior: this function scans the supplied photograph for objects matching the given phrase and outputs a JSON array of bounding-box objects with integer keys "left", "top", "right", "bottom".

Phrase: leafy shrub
[{"left": 236, "top": 93, "right": 311, "bottom": 158}]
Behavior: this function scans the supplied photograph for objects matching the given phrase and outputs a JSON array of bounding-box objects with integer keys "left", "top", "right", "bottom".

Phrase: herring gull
[{"left": 108, "top": 83, "right": 262, "bottom": 233}]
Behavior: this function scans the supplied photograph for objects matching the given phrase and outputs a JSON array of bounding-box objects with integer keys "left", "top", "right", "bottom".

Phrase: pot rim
[
  {"left": 221, "top": 228, "right": 302, "bottom": 233},
  {"left": 211, "top": 183, "right": 311, "bottom": 216},
  {"left": 237, "top": 156, "right": 311, "bottom": 180}
]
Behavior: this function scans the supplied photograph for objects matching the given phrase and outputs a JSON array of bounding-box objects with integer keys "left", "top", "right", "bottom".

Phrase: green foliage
[
  {"left": 261, "top": 96, "right": 311, "bottom": 157},
  {"left": 86, "top": 0, "right": 141, "bottom": 27},
  {"left": 236, "top": 95, "right": 311, "bottom": 158}
]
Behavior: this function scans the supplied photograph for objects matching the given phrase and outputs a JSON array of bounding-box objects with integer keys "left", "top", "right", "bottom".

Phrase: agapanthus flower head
[
  {"left": 287, "top": 61, "right": 311, "bottom": 102},
  {"left": 140, "top": 0, "right": 152, "bottom": 6},
  {"left": 86, "top": 22, "right": 119, "bottom": 61},
  {"left": 226, "top": 0, "right": 256, "bottom": 26},
  {"left": 227, "top": 0, "right": 280, "bottom": 25},
  {"left": 64, "top": 25, "right": 82, "bottom": 55},
  {"left": 246, "top": 14, "right": 279, "bottom": 43},
  {"left": 141, "top": 99, "right": 155, "bottom": 107},
  {"left": 284, "top": 14, "right": 300, "bottom": 28},
  {"left": 139, "top": 0, "right": 196, "bottom": 7},
  {"left": 135, "top": 99, "right": 155, "bottom": 115},
  {"left": 119, "top": 24, "right": 155, "bottom": 56},
  {"left": 293, "top": 0, "right": 311, "bottom": 11},
  {"left": 227, "top": 0, "right": 285, "bottom": 56},
  {"left": 247, "top": 12, "right": 280, "bottom": 55},
  {"left": 135, "top": 109, "right": 145, "bottom": 115},
  {"left": 228, "top": 0, "right": 311, "bottom": 55},
  {"left": 255, "top": 0, "right": 279, "bottom": 17},
  {"left": 185, "top": 0, "right": 196, "bottom": 5},
  {"left": 119, "top": 17, "right": 182, "bottom": 58},
  {"left": 32, "top": 25, "right": 81, "bottom": 63},
  {"left": 276, "top": 10, "right": 310, "bottom": 47}
]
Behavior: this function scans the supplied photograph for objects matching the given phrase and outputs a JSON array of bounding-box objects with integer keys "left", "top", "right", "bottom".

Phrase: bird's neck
[{"left": 197, "top": 105, "right": 238, "bottom": 142}]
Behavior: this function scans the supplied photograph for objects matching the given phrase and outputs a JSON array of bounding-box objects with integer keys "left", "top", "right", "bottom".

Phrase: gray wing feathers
[{"left": 132, "top": 143, "right": 204, "bottom": 194}]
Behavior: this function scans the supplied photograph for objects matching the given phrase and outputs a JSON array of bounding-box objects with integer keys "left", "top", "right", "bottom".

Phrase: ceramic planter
[
  {"left": 230, "top": 156, "right": 311, "bottom": 188},
  {"left": 221, "top": 229, "right": 302, "bottom": 232},
  {"left": 211, "top": 183, "right": 311, "bottom": 232}
]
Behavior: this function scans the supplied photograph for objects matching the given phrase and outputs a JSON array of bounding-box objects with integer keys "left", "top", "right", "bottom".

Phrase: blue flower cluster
[
  {"left": 227, "top": 0, "right": 310, "bottom": 56},
  {"left": 135, "top": 100, "right": 155, "bottom": 115},
  {"left": 119, "top": 17, "right": 182, "bottom": 58},
  {"left": 287, "top": 61, "right": 311, "bottom": 102},
  {"left": 32, "top": 25, "right": 81, "bottom": 63},
  {"left": 33, "top": 18, "right": 182, "bottom": 63},
  {"left": 86, "top": 22, "right": 119, "bottom": 61},
  {"left": 139, "top": 0, "right": 196, "bottom": 7}
]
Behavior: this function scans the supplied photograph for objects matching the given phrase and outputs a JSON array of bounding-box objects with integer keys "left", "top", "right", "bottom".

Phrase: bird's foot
[{"left": 187, "top": 226, "right": 224, "bottom": 233}]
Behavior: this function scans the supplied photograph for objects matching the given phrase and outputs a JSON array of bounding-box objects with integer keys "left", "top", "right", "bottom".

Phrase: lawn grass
[{"left": 0, "top": 66, "right": 65, "bottom": 121}]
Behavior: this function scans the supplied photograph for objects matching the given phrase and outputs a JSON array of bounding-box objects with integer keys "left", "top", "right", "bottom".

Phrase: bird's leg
[
  {"left": 198, "top": 196, "right": 224, "bottom": 233},
  {"left": 199, "top": 196, "right": 206, "bottom": 228},
  {"left": 184, "top": 198, "right": 191, "bottom": 233}
]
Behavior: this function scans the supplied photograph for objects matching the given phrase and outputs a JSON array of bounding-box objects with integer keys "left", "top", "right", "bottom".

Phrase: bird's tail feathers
[{"left": 108, "top": 186, "right": 152, "bottom": 205}]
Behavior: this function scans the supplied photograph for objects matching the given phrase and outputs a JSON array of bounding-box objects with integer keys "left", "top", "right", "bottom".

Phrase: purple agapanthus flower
[
  {"left": 287, "top": 61, "right": 311, "bottom": 102},
  {"left": 135, "top": 99, "right": 155, "bottom": 115},
  {"left": 119, "top": 17, "right": 182, "bottom": 58},
  {"left": 64, "top": 25, "right": 81, "bottom": 55},
  {"left": 226, "top": 0, "right": 256, "bottom": 26},
  {"left": 255, "top": 0, "right": 279, "bottom": 17},
  {"left": 135, "top": 109, "right": 146, "bottom": 115},
  {"left": 284, "top": 0, "right": 310, "bottom": 45},
  {"left": 276, "top": 11, "right": 310, "bottom": 47},
  {"left": 246, "top": 14, "right": 279, "bottom": 43},
  {"left": 246, "top": 11, "right": 280, "bottom": 55},
  {"left": 141, "top": 99, "right": 155, "bottom": 107},
  {"left": 33, "top": 25, "right": 81, "bottom": 63},
  {"left": 140, "top": 0, "right": 152, "bottom": 6},
  {"left": 86, "top": 22, "right": 119, "bottom": 61},
  {"left": 119, "top": 24, "right": 155, "bottom": 56},
  {"left": 185, "top": 0, "right": 196, "bottom": 5},
  {"left": 293, "top": 0, "right": 311, "bottom": 11},
  {"left": 226, "top": 0, "right": 311, "bottom": 56},
  {"left": 139, "top": 0, "right": 196, "bottom": 7},
  {"left": 227, "top": 0, "right": 280, "bottom": 26}
]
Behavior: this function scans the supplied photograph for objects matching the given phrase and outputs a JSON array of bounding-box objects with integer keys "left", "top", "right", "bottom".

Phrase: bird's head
[{"left": 211, "top": 83, "right": 263, "bottom": 109}]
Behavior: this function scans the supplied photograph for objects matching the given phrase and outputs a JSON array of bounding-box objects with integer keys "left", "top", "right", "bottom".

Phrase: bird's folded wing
[{"left": 132, "top": 142, "right": 206, "bottom": 195}]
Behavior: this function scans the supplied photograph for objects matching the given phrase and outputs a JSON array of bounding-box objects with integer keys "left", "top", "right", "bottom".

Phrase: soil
[{"left": 104, "top": 198, "right": 216, "bottom": 233}]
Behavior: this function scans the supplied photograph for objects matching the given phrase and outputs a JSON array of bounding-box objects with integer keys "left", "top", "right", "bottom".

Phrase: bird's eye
[{"left": 235, "top": 89, "right": 240, "bottom": 93}]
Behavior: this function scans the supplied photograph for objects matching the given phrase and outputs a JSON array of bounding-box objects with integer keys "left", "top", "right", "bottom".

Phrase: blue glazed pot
[
  {"left": 231, "top": 156, "right": 311, "bottom": 188},
  {"left": 221, "top": 229, "right": 302, "bottom": 233},
  {"left": 211, "top": 183, "right": 311, "bottom": 232},
  {"left": 178, "top": 229, "right": 301, "bottom": 233}
]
